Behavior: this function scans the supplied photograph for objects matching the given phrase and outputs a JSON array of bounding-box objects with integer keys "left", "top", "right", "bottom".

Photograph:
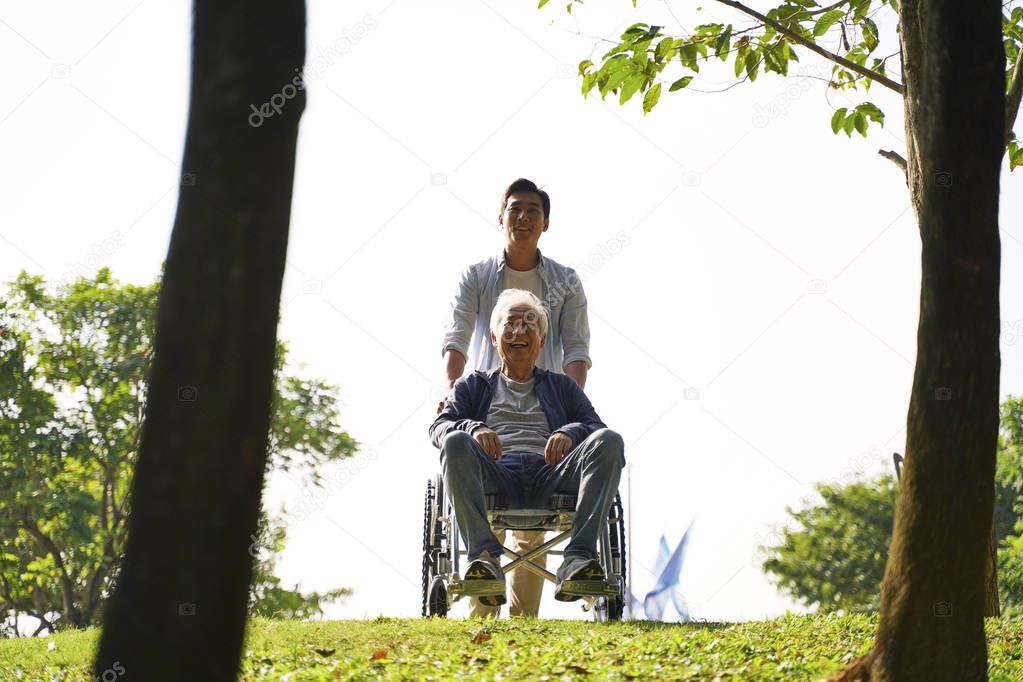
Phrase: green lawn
[{"left": 2, "top": 614, "right": 1022, "bottom": 681}]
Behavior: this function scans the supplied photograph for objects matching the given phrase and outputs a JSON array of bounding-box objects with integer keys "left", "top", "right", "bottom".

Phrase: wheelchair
[{"left": 421, "top": 473, "right": 626, "bottom": 621}]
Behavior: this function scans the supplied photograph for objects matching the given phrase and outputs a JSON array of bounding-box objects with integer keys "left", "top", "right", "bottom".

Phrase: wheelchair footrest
[
  {"left": 557, "top": 579, "right": 619, "bottom": 597},
  {"left": 451, "top": 579, "right": 506, "bottom": 597}
]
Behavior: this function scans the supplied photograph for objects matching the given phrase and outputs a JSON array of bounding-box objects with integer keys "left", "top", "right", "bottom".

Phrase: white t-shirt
[
  {"left": 485, "top": 374, "right": 551, "bottom": 457},
  {"left": 502, "top": 265, "right": 543, "bottom": 301}
]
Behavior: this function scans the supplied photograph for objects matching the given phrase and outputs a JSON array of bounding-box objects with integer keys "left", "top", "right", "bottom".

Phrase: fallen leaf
[
  {"left": 566, "top": 664, "right": 589, "bottom": 674},
  {"left": 471, "top": 631, "right": 492, "bottom": 645},
  {"left": 315, "top": 648, "right": 335, "bottom": 657},
  {"left": 370, "top": 648, "right": 388, "bottom": 661}
]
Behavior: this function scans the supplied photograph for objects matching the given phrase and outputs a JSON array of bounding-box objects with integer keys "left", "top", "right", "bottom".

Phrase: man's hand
[
  {"left": 544, "top": 432, "right": 573, "bottom": 465},
  {"left": 472, "top": 426, "right": 503, "bottom": 459}
]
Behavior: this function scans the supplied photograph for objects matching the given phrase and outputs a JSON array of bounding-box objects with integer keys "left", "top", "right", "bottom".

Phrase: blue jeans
[{"left": 439, "top": 428, "right": 625, "bottom": 562}]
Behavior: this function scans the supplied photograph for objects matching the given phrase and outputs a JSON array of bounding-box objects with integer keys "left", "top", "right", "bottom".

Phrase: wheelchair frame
[{"left": 421, "top": 473, "right": 626, "bottom": 621}]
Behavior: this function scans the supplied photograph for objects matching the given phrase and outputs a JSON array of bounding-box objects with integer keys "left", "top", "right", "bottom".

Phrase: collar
[
  {"left": 481, "top": 366, "right": 550, "bottom": 388},
  {"left": 497, "top": 248, "right": 546, "bottom": 273}
]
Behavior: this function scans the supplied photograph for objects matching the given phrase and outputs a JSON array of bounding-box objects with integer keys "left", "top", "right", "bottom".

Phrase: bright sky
[{"left": 2, "top": 0, "right": 1021, "bottom": 623}]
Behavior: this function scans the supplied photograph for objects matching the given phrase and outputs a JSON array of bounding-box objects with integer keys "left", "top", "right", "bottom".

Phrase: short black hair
[{"left": 500, "top": 178, "right": 550, "bottom": 221}]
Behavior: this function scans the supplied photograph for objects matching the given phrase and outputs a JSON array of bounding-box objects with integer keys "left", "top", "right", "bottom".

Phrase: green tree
[
  {"left": 0, "top": 269, "right": 356, "bottom": 635},
  {"left": 551, "top": 0, "right": 1022, "bottom": 169},
  {"left": 550, "top": 1, "right": 1008, "bottom": 676},
  {"left": 998, "top": 397, "right": 1023, "bottom": 614},
  {"left": 762, "top": 476, "right": 898, "bottom": 613},
  {"left": 762, "top": 400, "right": 1023, "bottom": 613}
]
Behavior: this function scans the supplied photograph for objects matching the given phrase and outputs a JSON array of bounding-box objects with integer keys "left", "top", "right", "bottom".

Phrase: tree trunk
[
  {"left": 831, "top": 1, "right": 1004, "bottom": 680},
  {"left": 93, "top": 1, "right": 305, "bottom": 679}
]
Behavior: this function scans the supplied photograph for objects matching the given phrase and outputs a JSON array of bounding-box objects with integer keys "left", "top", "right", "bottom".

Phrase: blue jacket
[{"left": 429, "top": 368, "right": 607, "bottom": 450}]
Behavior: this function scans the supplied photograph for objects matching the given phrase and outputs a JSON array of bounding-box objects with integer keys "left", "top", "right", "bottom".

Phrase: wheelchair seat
[
  {"left": 484, "top": 493, "right": 577, "bottom": 511},
  {"left": 423, "top": 474, "right": 626, "bottom": 621}
]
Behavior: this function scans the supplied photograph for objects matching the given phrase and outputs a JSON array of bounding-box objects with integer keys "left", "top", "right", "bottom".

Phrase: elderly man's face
[{"left": 492, "top": 305, "right": 546, "bottom": 367}]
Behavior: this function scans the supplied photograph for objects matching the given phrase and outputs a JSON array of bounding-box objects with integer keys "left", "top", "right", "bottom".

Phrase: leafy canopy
[
  {"left": 542, "top": 0, "right": 1023, "bottom": 168},
  {"left": 0, "top": 269, "right": 358, "bottom": 634}
]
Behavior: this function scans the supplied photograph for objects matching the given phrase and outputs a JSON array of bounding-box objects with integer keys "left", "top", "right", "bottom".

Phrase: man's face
[
  {"left": 491, "top": 306, "right": 546, "bottom": 367},
  {"left": 499, "top": 192, "right": 548, "bottom": 248}
]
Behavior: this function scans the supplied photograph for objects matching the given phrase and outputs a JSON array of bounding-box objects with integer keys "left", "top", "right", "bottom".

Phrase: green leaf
[
  {"left": 714, "top": 25, "right": 732, "bottom": 60},
  {"left": 853, "top": 111, "right": 868, "bottom": 136},
  {"left": 619, "top": 74, "right": 645, "bottom": 104},
  {"left": 669, "top": 76, "right": 693, "bottom": 91},
  {"left": 855, "top": 101, "right": 885, "bottom": 125},
  {"left": 578, "top": 59, "right": 593, "bottom": 76},
  {"left": 642, "top": 82, "right": 662, "bottom": 113},
  {"left": 842, "top": 111, "right": 857, "bottom": 136},
  {"left": 538, "top": 0, "right": 551, "bottom": 7},
  {"left": 655, "top": 37, "right": 674, "bottom": 63},
  {"left": 861, "top": 18, "right": 879, "bottom": 51},
  {"left": 744, "top": 50, "right": 760, "bottom": 81},
  {"left": 813, "top": 9, "right": 845, "bottom": 37},
  {"left": 829, "top": 108, "right": 846, "bottom": 134}
]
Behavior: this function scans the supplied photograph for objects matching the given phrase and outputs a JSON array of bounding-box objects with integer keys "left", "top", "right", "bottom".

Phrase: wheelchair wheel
[
  {"left": 422, "top": 476, "right": 449, "bottom": 617},
  {"left": 594, "top": 493, "right": 626, "bottom": 622}
]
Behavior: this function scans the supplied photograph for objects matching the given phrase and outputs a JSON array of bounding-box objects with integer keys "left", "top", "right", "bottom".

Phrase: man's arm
[
  {"left": 564, "top": 360, "right": 587, "bottom": 389},
  {"left": 429, "top": 378, "right": 486, "bottom": 449},
  {"left": 440, "top": 264, "right": 478, "bottom": 367},
  {"left": 559, "top": 268, "right": 592, "bottom": 380},
  {"left": 444, "top": 348, "right": 467, "bottom": 389}
]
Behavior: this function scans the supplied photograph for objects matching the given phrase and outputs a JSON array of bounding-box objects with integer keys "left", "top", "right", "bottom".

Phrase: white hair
[{"left": 489, "top": 289, "right": 549, "bottom": 339}]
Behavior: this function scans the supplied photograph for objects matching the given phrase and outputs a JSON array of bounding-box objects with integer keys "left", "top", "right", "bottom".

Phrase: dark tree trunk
[
  {"left": 93, "top": 1, "right": 305, "bottom": 679},
  {"left": 832, "top": 0, "right": 1004, "bottom": 680}
]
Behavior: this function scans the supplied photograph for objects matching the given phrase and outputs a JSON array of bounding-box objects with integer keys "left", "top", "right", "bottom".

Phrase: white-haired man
[
  {"left": 430, "top": 290, "right": 623, "bottom": 607},
  {"left": 439, "top": 178, "right": 591, "bottom": 618}
]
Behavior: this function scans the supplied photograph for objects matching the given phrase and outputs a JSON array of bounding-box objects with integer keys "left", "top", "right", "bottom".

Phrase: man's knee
[
  {"left": 589, "top": 428, "right": 625, "bottom": 467},
  {"left": 440, "top": 430, "right": 476, "bottom": 460}
]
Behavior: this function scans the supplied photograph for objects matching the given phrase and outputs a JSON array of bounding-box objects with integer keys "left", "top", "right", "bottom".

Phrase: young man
[
  {"left": 439, "top": 178, "right": 592, "bottom": 617},
  {"left": 431, "top": 290, "right": 622, "bottom": 607}
]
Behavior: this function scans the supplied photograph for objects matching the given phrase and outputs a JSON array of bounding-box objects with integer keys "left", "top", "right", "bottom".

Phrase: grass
[{"left": 1, "top": 614, "right": 1022, "bottom": 681}]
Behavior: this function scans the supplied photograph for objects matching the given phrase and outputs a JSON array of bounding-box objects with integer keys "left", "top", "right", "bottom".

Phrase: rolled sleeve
[
  {"left": 559, "top": 271, "right": 592, "bottom": 370},
  {"left": 441, "top": 264, "right": 478, "bottom": 359}
]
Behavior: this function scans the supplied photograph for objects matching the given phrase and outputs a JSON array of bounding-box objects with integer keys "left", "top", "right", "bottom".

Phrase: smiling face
[
  {"left": 499, "top": 191, "right": 549, "bottom": 248},
  {"left": 491, "top": 305, "right": 546, "bottom": 369}
]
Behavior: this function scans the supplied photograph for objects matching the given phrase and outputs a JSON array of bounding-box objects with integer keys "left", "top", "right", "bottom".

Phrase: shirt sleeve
[
  {"left": 559, "top": 268, "right": 592, "bottom": 370},
  {"left": 441, "top": 263, "right": 478, "bottom": 359},
  {"left": 429, "top": 379, "right": 486, "bottom": 449}
]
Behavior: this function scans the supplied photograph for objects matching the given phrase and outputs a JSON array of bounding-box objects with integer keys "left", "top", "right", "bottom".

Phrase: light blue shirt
[{"left": 442, "top": 249, "right": 591, "bottom": 373}]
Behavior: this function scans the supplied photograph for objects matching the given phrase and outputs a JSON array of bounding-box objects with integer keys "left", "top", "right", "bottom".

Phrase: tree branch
[
  {"left": 714, "top": 0, "right": 905, "bottom": 94},
  {"left": 878, "top": 148, "right": 908, "bottom": 175},
  {"left": 1006, "top": 44, "right": 1023, "bottom": 142}
]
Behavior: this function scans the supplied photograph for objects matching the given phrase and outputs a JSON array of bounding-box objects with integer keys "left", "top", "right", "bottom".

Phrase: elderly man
[
  {"left": 430, "top": 290, "right": 624, "bottom": 606},
  {"left": 440, "top": 177, "right": 592, "bottom": 617}
]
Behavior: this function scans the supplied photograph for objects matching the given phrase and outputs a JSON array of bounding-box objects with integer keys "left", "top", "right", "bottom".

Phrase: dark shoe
[
  {"left": 463, "top": 551, "right": 506, "bottom": 606},
  {"left": 554, "top": 555, "right": 606, "bottom": 602}
]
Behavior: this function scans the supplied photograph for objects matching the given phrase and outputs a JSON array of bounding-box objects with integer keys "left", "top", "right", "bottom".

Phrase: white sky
[{"left": 2, "top": 0, "right": 1021, "bottom": 623}]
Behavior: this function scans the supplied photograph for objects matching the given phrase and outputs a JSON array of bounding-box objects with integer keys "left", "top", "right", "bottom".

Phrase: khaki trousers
[{"left": 469, "top": 528, "right": 547, "bottom": 617}]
